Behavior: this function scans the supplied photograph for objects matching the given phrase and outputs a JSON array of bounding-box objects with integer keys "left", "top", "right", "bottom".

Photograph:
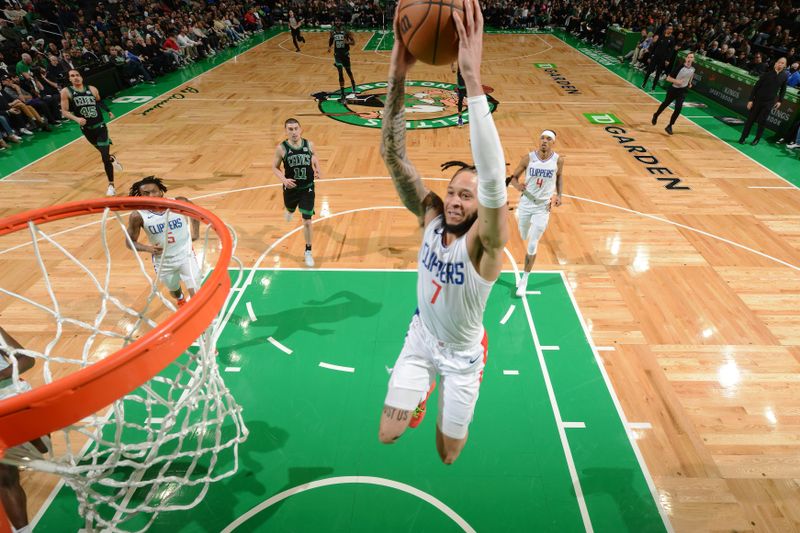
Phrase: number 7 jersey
[{"left": 417, "top": 215, "right": 494, "bottom": 346}]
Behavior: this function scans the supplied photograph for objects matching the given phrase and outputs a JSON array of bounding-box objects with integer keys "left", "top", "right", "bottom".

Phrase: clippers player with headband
[
  {"left": 508, "top": 129, "right": 564, "bottom": 297},
  {"left": 125, "top": 176, "right": 201, "bottom": 306},
  {"left": 379, "top": 0, "right": 509, "bottom": 464}
]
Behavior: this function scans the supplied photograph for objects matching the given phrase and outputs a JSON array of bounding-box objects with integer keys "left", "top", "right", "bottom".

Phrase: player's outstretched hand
[
  {"left": 389, "top": 5, "right": 417, "bottom": 77},
  {"left": 453, "top": 0, "right": 484, "bottom": 84}
]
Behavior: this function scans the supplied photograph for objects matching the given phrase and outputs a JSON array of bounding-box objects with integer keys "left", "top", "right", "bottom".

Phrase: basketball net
[{"left": 0, "top": 200, "right": 247, "bottom": 532}]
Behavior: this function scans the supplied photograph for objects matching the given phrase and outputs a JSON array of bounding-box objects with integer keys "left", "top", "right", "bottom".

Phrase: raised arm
[
  {"left": 380, "top": 15, "right": 430, "bottom": 220},
  {"left": 454, "top": 0, "right": 509, "bottom": 253}
]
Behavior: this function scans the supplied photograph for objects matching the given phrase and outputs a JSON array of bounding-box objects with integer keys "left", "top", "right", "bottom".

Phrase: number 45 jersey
[
  {"left": 67, "top": 86, "right": 104, "bottom": 128},
  {"left": 417, "top": 215, "right": 494, "bottom": 346}
]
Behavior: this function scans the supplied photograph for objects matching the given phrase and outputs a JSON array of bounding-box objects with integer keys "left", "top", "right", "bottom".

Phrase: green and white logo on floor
[
  {"left": 315, "top": 80, "right": 499, "bottom": 129},
  {"left": 583, "top": 112, "right": 622, "bottom": 124},
  {"left": 534, "top": 63, "right": 557, "bottom": 68}
]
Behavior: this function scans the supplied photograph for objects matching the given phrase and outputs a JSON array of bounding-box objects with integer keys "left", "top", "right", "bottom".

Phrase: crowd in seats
[
  {"left": 0, "top": 0, "right": 798, "bottom": 153},
  {"left": 0, "top": 0, "right": 271, "bottom": 152},
  {"left": 551, "top": 0, "right": 798, "bottom": 79}
]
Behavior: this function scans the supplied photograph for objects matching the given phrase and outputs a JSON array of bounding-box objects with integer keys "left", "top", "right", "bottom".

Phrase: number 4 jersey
[
  {"left": 417, "top": 215, "right": 494, "bottom": 346},
  {"left": 521, "top": 150, "right": 559, "bottom": 212}
]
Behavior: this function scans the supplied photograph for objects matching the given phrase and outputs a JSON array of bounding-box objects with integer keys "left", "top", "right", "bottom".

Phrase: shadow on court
[
  {"left": 580, "top": 467, "right": 663, "bottom": 532},
  {"left": 224, "top": 290, "right": 382, "bottom": 351},
  {"left": 177, "top": 420, "right": 289, "bottom": 532}
]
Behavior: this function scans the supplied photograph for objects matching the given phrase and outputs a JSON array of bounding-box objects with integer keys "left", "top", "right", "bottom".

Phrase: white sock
[
  {"left": 13, "top": 525, "right": 32, "bottom": 533},
  {"left": 520, "top": 272, "right": 529, "bottom": 286}
]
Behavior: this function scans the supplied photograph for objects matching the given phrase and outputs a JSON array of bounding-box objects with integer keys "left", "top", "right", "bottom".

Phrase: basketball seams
[
  {"left": 402, "top": 2, "right": 433, "bottom": 58},
  {"left": 399, "top": 0, "right": 462, "bottom": 65}
]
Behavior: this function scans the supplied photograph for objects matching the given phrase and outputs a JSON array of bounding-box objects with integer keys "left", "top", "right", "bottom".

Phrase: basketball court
[{"left": 1, "top": 25, "right": 799, "bottom": 533}]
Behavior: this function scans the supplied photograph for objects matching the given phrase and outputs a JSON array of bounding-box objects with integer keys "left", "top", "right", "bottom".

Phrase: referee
[
  {"left": 739, "top": 57, "right": 789, "bottom": 146},
  {"left": 651, "top": 52, "right": 696, "bottom": 135}
]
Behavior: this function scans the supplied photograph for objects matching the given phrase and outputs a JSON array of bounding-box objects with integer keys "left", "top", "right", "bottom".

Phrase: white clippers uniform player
[
  {"left": 386, "top": 218, "right": 492, "bottom": 440},
  {"left": 138, "top": 206, "right": 201, "bottom": 298},
  {"left": 509, "top": 130, "right": 564, "bottom": 297}
]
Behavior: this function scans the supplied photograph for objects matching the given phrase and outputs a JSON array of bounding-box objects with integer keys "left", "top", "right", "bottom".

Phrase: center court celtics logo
[{"left": 314, "top": 80, "right": 499, "bottom": 129}]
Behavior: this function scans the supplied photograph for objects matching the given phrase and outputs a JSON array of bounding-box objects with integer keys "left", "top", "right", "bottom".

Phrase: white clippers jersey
[
  {"left": 523, "top": 151, "right": 559, "bottom": 203},
  {"left": 137, "top": 203, "right": 193, "bottom": 265},
  {"left": 417, "top": 215, "right": 494, "bottom": 346}
]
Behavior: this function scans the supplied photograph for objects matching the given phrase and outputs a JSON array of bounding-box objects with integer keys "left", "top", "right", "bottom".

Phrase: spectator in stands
[
  {"left": 739, "top": 57, "right": 789, "bottom": 146},
  {"left": 706, "top": 40, "right": 720, "bottom": 59},
  {"left": 748, "top": 52, "right": 768, "bottom": 76},
  {"left": 15, "top": 52, "right": 33, "bottom": 75},
  {"left": 0, "top": 75, "right": 51, "bottom": 131},
  {"left": 724, "top": 47, "right": 738, "bottom": 66},
  {"left": 787, "top": 62, "right": 800, "bottom": 88}
]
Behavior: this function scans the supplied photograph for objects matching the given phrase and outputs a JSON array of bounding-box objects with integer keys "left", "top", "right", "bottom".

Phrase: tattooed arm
[{"left": 380, "top": 11, "right": 441, "bottom": 226}]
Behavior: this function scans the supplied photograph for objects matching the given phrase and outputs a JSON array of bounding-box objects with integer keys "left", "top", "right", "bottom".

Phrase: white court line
[
  {"left": 562, "top": 422, "right": 586, "bottom": 429},
  {"left": 2, "top": 32, "right": 281, "bottom": 182},
  {"left": 221, "top": 476, "right": 476, "bottom": 533},
  {"left": 503, "top": 370, "right": 520, "bottom": 376},
  {"left": 526, "top": 291, "right": 541, "bottom": 295},
  {"left": 213, "top": 206, "right": 405, "bottom": 345},
  {"left": 553, "top": 32, "right": 798, "bottom": 191},
  {"left": 0, "top": 179, "right": 49, "bottom": 183},
  {"left": 627, "top": 422, "right": 653, "bottom": 430},
  {"left": 564, "top": 193, "right": 800, "bottom": 272},
  {"left": 224, "top": 367, "right": 241, "bottom": 373},
  {"left": 500, "top": 305, "right": 516, "bottom": 325},
  {"left": 747, "top": 186, "right": 796, "bottom": 190},
  {"left": 319, "top": 361, "right": 355, "bottom": 373},
  {"left": 682, "top": 115, "right": 715, "bottom": 118},
  {"left": 541, "top": 346, "right": 560, "bottom": 351},
  {"left": 503, "top": 249, "right": 593, "bottom": 531},
  {"left": 267, "top": 336, "right": 292, "bottom": 355},
  {"left": 245, "top": 301, "right": 257, "bottom": 322},
  {"left": 558, "top": 271, "right": 674, "bottom": 532},
  {"left": 596, "top": 346, "right": 616, "bottom": 352}
]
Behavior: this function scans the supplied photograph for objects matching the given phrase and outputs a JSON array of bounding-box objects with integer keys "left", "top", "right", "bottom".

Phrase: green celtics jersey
[
  {"left": 282, "top": 139, "right": 314, "bottom": 188},
  {"left": 67, "top": 86, "right": 104, "bottom": 128},
  {"left": 331, "top": 29, "right": 350, "bottom": 58}
]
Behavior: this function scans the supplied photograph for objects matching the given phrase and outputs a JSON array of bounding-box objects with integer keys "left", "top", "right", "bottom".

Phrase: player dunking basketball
[
  {"left": 379, "top": 0, "right": 508, "bottom": 464},
  {"left": 0, "top": 326, "right": 49, "bottom": 533},
  {"left": 125, "top": 176, "right": 201, "bottom": 306},
  {"left": 272, "top": 118, "right": 323, "bottom": 268},
  {"left": 509, "top": 130, "right": 564, "bottom": 297},
  {"left": 60, "top": 69, "right": 122, "bottom": 197},
  {"left": 328, "top": 20, "right": 357, "bottom": 102}
]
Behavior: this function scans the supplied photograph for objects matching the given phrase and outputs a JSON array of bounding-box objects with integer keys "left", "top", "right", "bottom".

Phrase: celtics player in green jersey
[
  {"left": 60, "top": 69, "right": 122, "bottom": 196},
  {"left": 272, "top": 118, "right": 323, "bottom": 267},
  {"left": 327, "top": 19, "right": 357, "bottom": 103}
]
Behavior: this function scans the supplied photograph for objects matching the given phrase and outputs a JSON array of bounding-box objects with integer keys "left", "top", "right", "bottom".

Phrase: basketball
[{"left": 397, "top": 0, "right": 463, "bottom": 66}]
